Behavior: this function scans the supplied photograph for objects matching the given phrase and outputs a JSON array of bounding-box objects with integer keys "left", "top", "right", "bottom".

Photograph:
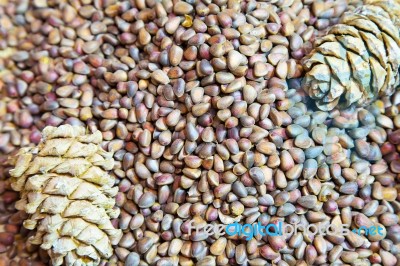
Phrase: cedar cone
[
  {"left": 9, "top": 125, "right": 122, "bottom": 266},
  {"left": 303, "top": 0, "right": 400, "bottom": 111}
]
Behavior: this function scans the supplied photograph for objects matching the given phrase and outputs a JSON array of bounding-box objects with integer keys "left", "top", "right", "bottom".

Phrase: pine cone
[
  {"left": 303, "top": 0, "right": 400, "bottom": 111},
  {"left": 9, "top": 125, "right": 122, "bottom": 266}
]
